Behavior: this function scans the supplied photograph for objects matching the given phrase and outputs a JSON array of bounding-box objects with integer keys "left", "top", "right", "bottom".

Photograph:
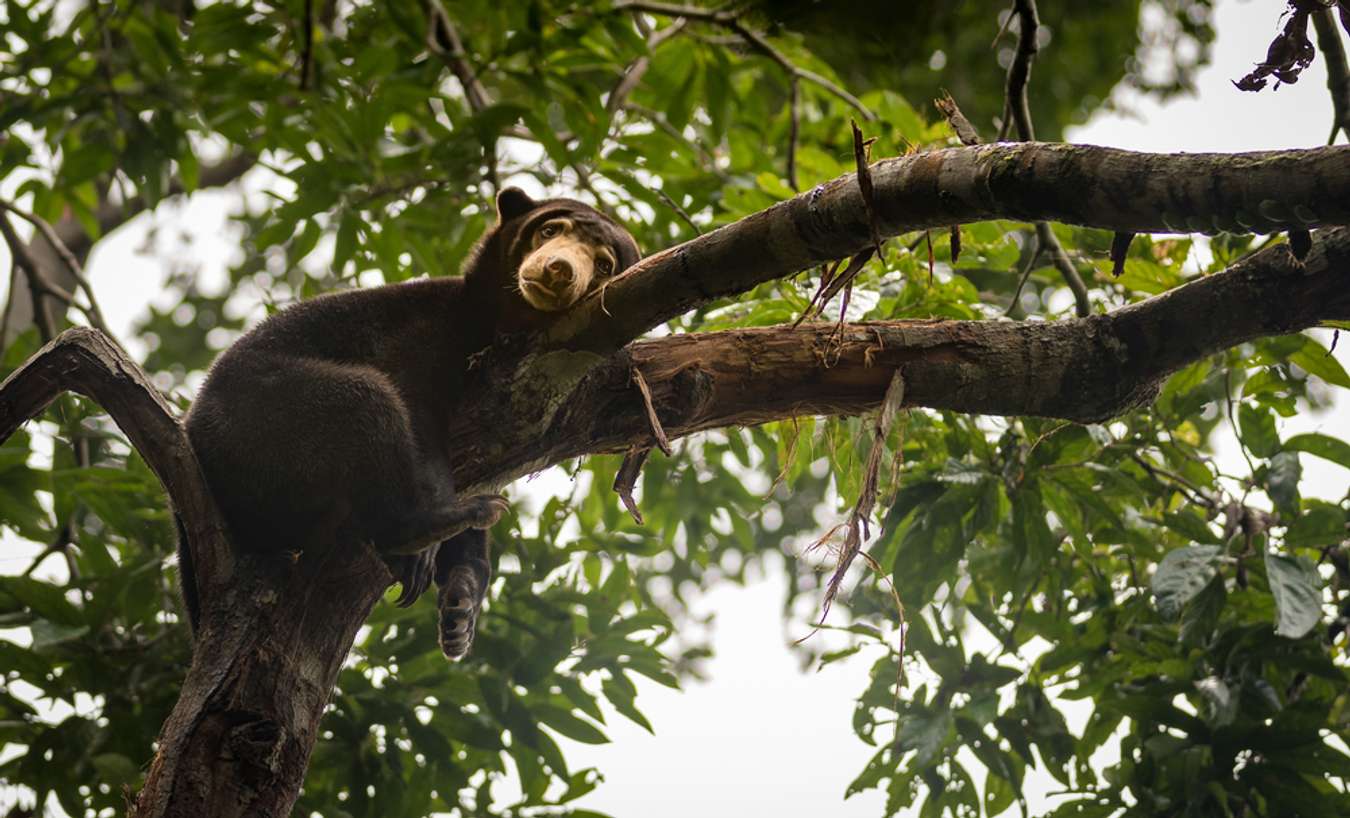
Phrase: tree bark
[{"left": 0, "top": 146, "right": 1347, "bottom": 816}]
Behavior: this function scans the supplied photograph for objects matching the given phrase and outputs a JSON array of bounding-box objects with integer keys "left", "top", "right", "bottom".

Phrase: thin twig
[
  {"left": 1035, "top": 222, "right": 1091, "bottom": 316},
  {"left": 729, "top": 21, "right": 874, "bottom": 120},
  {"left": 426, "top": 1, "right": 490, "bottom": 112},
  {"left": 998, "top": 0, "right": 1039, "bottom": 142},
  {"left": 934, "top": 92, "right": 981, "bottom": 146},
  {"left": 622, "top": 102, "right": 728, "bottom": 179},
  {"left": 818, "top": 369, "right": 906, "bottom": 622},
  {"left": 652, "top": 187, "right": 701, "bottom": 235},
  {"left": 1128, "top": 452, "right": 1217, "bottom": 509},
  {"left": 1223, "top": 369, "right": 1259, "bottom": 478},
  {"left": 424, "top": 6, "right": 587, "bottom": 179},
  {"left": 613, "top": 445, "right": 652, "bottom": 524},
  {"left": 1005, "top": 229, "right": 1042, "bottom": 316},
  {"left": 299, "top": 0, "right": 315, "bottom": 90}
]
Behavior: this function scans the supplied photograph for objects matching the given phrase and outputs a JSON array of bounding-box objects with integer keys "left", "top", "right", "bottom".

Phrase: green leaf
[
  {"left": 1160, "top": 509, "right": 1222, "bottom": 545},
  {"left": 30, "top": 619, "right": 89, "bottom": 650},
  {"left": 535, "top": 705, "right": 609, "bottom": 745},
  {"left": 896, "top": 709, "right": 952, "bottom": 767},
  {"left": 1238, "top": 402, "right": 1280, "bottom": 458},
  {"left": 1290, "top": 337, "right": 1350, "bottom": 388},
  {"left": 1151, "top": 545, "right": 1222, "bottom": 620},
  {"left": 333, "top": 210, "right": 359, "bottom": 273},
  {"left": 601, "top": 675, "right": 653, "bottom": 734},
  {"left": 0, "top": 577, "right": 83, "bottom": 626},
  {"left": 1285, "top": 502, "right": 1347, "bottom": 548},
  {"left": 1283, "top": 433, "right": 1350, "bottom": 469},
  {"left": 1264, "top": 551, "right": 1322, "bottom": 639},
  {"left": 1179, "top": 576, "right": 1226, "bottom": 647},
  {"left": 1266, "top": 451, "right": 1302, "bottom": 511}
]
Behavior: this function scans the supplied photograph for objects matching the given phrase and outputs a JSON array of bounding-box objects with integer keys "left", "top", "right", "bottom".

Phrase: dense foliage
[{"left": 1, "top": 1, "right": 1346, "bottom": 816}]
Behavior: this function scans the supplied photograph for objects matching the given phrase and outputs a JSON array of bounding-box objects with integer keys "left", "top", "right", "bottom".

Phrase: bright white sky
[{"left": 3, "top": 0, "right": 1349, "bottom": 815}]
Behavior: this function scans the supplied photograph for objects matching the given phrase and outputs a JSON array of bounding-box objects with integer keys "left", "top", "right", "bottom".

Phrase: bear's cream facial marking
[{"left": 516, "top": 216, "right": 619, "bottom": 311}]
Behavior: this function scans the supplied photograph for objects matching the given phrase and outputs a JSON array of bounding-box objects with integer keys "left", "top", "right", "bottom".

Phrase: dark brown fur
[{"left": 181, "top": 189, "right": 640, "bottom": 658}]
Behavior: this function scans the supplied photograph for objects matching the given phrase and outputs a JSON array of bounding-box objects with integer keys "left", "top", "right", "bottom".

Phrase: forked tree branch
[{"left": 0, "top": 328, "right": 225, "bottom": 614}]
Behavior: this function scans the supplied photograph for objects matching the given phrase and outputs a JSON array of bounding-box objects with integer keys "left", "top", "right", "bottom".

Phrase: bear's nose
[{"left": 545, "top": 257, "right": 574, "bottom": 283}]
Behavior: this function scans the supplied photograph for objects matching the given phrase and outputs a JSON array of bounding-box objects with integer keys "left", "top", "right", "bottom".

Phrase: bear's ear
[{"left": 496, "top": 187, "right": 537, "bottom": 223}]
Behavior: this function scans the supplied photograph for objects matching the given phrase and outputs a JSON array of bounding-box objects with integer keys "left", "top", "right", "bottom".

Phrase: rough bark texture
[{"left": 0, "top": 145, "right": 1347, "bottom": 816}]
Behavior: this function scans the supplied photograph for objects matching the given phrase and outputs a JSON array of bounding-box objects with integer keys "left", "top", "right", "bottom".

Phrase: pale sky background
[{"left": 3, "top": 0, "right": 1350, "bottom": 816}]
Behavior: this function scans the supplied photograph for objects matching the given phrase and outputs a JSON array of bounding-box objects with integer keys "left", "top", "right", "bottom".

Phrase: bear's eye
[
  {"left": 596, "top": 255, "right": 615, "bottom": 276},
  {"left": 539, "top": 223, "right": 562, "bottom": 239}
]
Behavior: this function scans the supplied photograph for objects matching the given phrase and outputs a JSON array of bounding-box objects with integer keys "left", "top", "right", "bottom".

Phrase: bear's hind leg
[{"left": 435, "top": 527, "right": 492, "bottom": 659}]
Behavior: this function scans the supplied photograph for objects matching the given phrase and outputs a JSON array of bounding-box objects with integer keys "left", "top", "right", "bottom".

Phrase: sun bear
[{"left": 180, "top": 188, "right": 641, "bottom": 658}]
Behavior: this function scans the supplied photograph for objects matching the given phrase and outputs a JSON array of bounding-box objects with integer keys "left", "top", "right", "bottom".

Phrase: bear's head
[{"left": 491, "top": 188, "right": 641, "bottom": 312}]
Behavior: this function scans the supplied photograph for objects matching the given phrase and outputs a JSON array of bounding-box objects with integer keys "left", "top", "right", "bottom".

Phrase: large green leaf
[
  {"left": 1151, "top": 545, "right": 1222, "bottom": 621},
  {"left": 1264, "top": 551, "right": 1323, "bottom": 640}
]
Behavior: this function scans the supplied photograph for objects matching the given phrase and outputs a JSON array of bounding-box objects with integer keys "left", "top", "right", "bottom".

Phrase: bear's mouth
[{"left": 518, "top": 278, "right": 568, "bottom": 311}]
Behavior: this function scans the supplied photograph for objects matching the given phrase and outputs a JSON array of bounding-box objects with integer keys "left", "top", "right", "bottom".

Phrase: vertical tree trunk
[{"left": 135, "top": 547, "right": 392, "bottom": 817}]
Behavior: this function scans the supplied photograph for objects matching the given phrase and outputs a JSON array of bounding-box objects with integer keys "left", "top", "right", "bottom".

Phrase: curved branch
[
  {"left": 546, "top": 143, "right": 1350, "bottom": 351},
  {"left": 0, "top": 327, "right": 225, "bottom": 595},
  {"left": 999, "top": 0, "right": 1040, "bottom": 143}
]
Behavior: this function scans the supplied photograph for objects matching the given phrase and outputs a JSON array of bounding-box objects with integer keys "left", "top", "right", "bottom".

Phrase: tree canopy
[{"left": 1, "top": 1, "right": 1348, "bottom": 817}]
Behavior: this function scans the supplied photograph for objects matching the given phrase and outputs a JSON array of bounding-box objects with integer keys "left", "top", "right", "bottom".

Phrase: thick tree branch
[
  {"left": 546, "top": 143, "right": 1350, "bottom": 352},
  {"left": 446, "top": 227, "right": 1350, "bottom": 494}
]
